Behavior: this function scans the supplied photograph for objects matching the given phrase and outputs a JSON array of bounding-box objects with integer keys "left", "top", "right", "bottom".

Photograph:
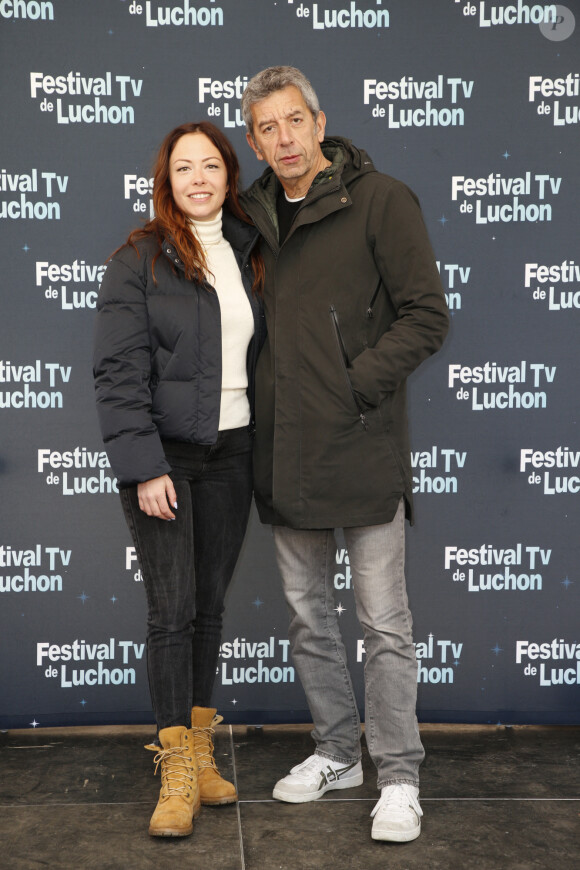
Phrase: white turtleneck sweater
[{"left": 190, "top": 211, "right": 254, "bottom": 431}]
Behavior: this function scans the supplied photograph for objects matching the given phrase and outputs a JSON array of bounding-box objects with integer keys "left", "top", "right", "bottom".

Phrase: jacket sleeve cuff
[{"left": 104, "top": 430, "right": 172, "bottom": 488}]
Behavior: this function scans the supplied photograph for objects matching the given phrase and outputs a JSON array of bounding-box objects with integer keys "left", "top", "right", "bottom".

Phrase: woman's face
[{"left": 169, "top": 132, "right": 229, "bottom": 222}]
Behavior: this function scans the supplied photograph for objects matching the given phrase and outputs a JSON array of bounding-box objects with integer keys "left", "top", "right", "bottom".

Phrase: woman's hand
[{"left": 137, "top": 475, "right": 177, "bottom": 520}]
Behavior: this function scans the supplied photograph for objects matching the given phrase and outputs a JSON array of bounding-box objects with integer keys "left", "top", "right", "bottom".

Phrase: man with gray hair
[{"left": 240, "top": 66, "right": 448, "bottom": 842}]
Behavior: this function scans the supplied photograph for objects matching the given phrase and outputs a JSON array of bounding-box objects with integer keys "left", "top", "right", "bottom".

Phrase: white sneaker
[
  {"left": 272, "top": 754, "right": 363, "bottom": 803},
  {"left": 370, "top": 783, "right": 423, "bottom": 842}
]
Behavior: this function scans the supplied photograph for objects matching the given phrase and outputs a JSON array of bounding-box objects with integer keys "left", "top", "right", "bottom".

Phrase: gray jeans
[{"left": 273, "top": 499, "right": 424, "bottom": 788}]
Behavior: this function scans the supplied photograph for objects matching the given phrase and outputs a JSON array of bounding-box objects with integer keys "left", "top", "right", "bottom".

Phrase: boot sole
[
  {"left": 273, "top": 772, "right": 364, "bottom": 803},
  {"left": 149, "top": 824, "right": 194, "bottom": 837},
  {"left": 201, "top": 794, "right": 238, "bottom": 806}
]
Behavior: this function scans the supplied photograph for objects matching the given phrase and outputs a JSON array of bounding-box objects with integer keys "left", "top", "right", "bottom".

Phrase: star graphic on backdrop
[
  {"left": 453, "top": 659, "right": 461, "bottom": 667},
  {"left": 111, "top": 595, "right": 118, "bottom": 604},
  {"left": 231, "top": 699, "right": 237, "bottom": 706},
  {"left": 80, "top": 699, "right": 87, "bottom": 707},
  {"left": 253, "top": 596, "right": 264, "bottom": 609},
  {"left": 491, "top": 644, "right": 503, "bottom": 656},
  {"left": 502, "top": 150, "right": 510, "bottom": 160},
  {"left": 334, "top": 603, "right": 346, "bottom": 616},
  {"left": 78, "top": 592, "right": 89, "bottom": 604},
  {"left": 30, "top": 719, "right": 39, "bottom": 728},
  {"left": 438, "top": 215, "right": 448, "bottom": 227},
  {"left": 561, "top": 576, "right": 573, "bottom": 590},
  {"left": 22, "top": 244, "right": 30, "bottom": 253}
]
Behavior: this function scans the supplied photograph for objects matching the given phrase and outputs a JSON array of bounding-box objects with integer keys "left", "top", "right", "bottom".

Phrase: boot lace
[
  {"left": 192, "top": 714, "right": 223, "bottom": 771},
  {"left": 153, "top": 745, "right": 195, "bottom": 797},
  {"left": 370, "top": 784, "right": 423, "bottom": 820}
]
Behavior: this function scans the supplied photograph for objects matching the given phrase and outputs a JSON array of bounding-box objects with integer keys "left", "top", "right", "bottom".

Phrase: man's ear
[
  {"left": 315, "top": 110, "right": 327, "bottom": 143},
  {"left": 246, "top": 132, "right": 264, "bottom": 161}
]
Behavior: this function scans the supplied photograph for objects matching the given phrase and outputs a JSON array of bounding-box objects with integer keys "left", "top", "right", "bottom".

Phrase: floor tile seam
[
  {"left": 237, "top": 796, "right": 580, "bottom": 804},
  {"left": 1, "top": 797, "right": 578, "bottom": 809},
  {"left": 229, "top": 724, "right": 246, "bottom": 870},
  {"left": 0, "top": 801, "right": 157, "bottom": 808}
]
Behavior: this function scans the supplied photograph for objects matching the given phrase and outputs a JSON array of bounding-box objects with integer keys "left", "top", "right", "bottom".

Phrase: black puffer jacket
[
  {"left": 93, "top": 211, "right": 263, "bottom": 487},
  {"left": 241, "top": 138, "right": 449, "bottom": 529}
]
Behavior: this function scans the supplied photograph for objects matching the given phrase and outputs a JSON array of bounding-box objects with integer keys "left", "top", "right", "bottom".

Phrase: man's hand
[{"left": 137, "top": 475, "right": 177, "bottom": 520}]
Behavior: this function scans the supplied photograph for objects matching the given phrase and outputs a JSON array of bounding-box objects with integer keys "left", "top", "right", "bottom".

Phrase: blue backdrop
[{"left": 1, "top": 0, "right": 579, "bottom": 729}]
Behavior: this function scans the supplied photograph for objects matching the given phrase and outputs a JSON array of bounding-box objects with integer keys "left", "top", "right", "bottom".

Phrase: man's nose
[{"left": 278, "top": 121, "right": 294, "bottom": 145}]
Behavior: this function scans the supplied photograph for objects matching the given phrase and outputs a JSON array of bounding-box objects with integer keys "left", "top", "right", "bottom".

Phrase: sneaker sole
[
  {"left": 273, "top": 771, "right": 364, "bottom": 804},
  {"left": 371, "top": 822, "right": 421, "bottom": 843}
]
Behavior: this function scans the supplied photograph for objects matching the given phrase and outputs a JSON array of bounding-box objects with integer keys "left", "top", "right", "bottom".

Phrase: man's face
[{"left": 247, "top": 85, "right": 326, "bottom": 195}]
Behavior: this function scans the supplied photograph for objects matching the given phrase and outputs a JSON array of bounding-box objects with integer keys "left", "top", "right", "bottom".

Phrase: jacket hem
[{"left": 256, "top": 502, "right": 408, "bottom": 530}]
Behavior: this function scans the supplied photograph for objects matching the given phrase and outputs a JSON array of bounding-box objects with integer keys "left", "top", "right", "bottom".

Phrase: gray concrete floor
[{"left": 0, "top": 723, "right": 578, "bottom": 869}]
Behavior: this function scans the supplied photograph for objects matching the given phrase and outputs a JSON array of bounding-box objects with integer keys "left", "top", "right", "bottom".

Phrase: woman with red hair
[{"left": 93, "top": 122, "right": 264, "bottom": 838}]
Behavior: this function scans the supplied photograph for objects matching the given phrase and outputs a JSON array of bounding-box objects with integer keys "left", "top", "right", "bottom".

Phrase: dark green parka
[{"left": 241, "top": 137, "right": 449, "bottom": 529}]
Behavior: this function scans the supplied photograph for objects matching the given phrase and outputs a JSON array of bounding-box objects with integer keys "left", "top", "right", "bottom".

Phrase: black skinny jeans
[{"left": 120, "top": 427, "right": 253, "bottom": 731}]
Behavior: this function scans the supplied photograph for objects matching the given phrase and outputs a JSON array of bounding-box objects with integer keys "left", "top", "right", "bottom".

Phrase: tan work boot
[
  {"left": 191, "top": 706, "right": 238, "bottom": 805},
  {"left": 148, "top": 725, "right": 201, "bottom": 837}
]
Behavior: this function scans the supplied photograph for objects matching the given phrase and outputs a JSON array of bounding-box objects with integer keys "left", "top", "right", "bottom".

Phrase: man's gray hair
[{"left": 241, "top": 66, "right": 320, "bottom": 138}]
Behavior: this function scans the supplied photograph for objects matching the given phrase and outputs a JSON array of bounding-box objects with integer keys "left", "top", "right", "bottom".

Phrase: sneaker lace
[
  {"left": 289, "top": 754, "right": 324, "bottom": 780},
  {"left": 153, "top": 745, "right": 195, "bottom": 797},
  {"left": 192, "top": 714, "right": 223, "bottom": 771},
  {"left": 370, "top": 784, "right": 423, "bottom": 820}
]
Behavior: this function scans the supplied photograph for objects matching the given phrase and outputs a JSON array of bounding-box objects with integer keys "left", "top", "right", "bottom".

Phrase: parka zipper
[
  {"left": 329, "top": 305, "right": 368, "bottom": 430},
  {"left": 366, "top": 277, "right": 382, "bottom": 318}
]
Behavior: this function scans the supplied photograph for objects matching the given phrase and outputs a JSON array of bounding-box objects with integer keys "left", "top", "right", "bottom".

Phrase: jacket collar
[
  {"left": 163, "top": 208, "right": 259, "bottom": 272},
  {"left": 242, "top": 136, "right": 375, "bottom": 217}
]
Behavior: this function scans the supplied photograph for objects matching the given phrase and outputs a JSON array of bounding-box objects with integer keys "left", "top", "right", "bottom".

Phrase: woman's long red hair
[{"left": 123, "top": 121, "right": 263, "bottom": 292}]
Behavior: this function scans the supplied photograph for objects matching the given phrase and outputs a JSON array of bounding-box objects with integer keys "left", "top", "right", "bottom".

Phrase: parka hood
[
  {"left": 241, "top": 136, "right": 377, "bottom": 245},
  {"left": 322, "top": 135, "right": 376, "bottom": 181},
  {"left": 243, "top": 136, "right": 376, "bottom": 204}
]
